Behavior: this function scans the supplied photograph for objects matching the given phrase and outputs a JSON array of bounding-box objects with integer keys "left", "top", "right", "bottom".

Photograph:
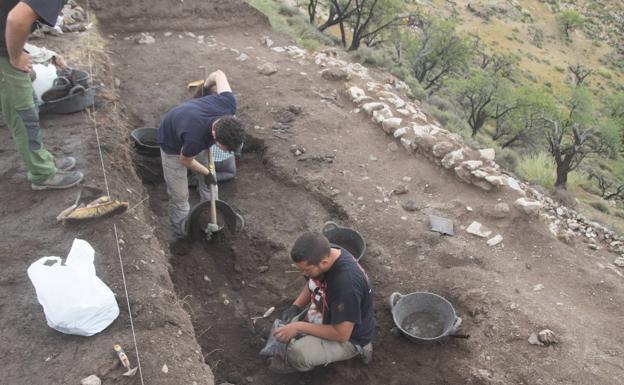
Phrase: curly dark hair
[
  {"left": 290, "top": 232, "right": 331, "bottom": 266},
  {"left": 214, "top": 116, "right": 245, "bottom": 152}
]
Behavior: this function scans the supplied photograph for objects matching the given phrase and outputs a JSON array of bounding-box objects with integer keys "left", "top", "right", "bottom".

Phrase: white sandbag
[{"left": 27, "top": 239, "right": 119, "bottom": 336}]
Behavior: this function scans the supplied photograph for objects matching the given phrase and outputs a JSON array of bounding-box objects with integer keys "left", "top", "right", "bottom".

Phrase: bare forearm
[
  {"left": 292, "top": 285, "right": 311, "bottom": 308},
  {"left": 180, "top": 157, "right": 210, "bottom": 175},
  {"left": 6, "top": 3, "right": 37, "bottom": 61}
]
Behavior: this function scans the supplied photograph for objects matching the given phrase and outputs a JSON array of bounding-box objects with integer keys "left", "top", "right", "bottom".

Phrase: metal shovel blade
[{"left": 123, "top": 367, "right": 138, "bottom": 377}]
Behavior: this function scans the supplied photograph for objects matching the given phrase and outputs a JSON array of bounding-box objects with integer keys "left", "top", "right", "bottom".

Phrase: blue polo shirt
[{"left": 158, "top": 92, "right": 236, "bottom": 157}]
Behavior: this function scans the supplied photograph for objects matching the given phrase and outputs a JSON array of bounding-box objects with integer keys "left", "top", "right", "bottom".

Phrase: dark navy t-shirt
[
  {"left": 158, "top": 92, "right": 237, "bottom": 157},
  {"left": 1, "top": 0, "right": 64, "bottom": 57},
  {"left": 308, "top": 248, "right": 375, "bottom": 346}
]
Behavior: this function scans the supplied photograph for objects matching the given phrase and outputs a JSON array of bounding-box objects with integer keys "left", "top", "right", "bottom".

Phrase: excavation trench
[{"left": 136, "top": 148, "right": 359, "bottom": 384}]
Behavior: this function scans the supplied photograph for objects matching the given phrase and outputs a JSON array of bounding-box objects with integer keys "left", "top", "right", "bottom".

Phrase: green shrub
[
  {"left": 554, "top": 65, "right": 566, "bottom": 73},
  {"left": 597, "top": 68, "right": 612, "bottom": 79},
  {"left": 349, "top": 46, "right": 393, "bottom": 68},
  {"left": 278, "top": 3, "right": 300, "bottom": 17},
  {"left": 516, "top": 152, "right": 586, "bottom": 191},
  {"left": 496, "top": 148, "right": 520, "bottom": 172},
  {"left": 589, "top": 201, "right": 611, "bottom": 214}
]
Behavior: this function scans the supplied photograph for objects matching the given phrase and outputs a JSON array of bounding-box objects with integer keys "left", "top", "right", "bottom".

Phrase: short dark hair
[
  {"left": 290, "top": 232, "right": 331, "bottom": 266},
  {"left": 214, "top": 116, "right": 245, "bottom": 152}
]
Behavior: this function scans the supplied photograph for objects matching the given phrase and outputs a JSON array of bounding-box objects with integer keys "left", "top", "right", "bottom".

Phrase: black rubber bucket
[
  {"left": 321, "top": 221, "right": 366, "bottom": 261},
  {"left": 130, "top": 127, "right": 162, "bottom": 183},
  {"left": 130, "top": 127, "right": 160, "bottom": 157},
  {"left": 183, "top": 200, "right": 245, "bottom": 241},
  {"left": 389, "top": 292, "right": 463, "bottom": 343}
]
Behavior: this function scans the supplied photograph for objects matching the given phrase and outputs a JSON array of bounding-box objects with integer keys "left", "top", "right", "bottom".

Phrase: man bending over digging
[
  {"left": 158, "top": 70, "right": 244, "bottom": 237},
  {"left": 270, "top": 232, "right": 374, "bottom": 373}
]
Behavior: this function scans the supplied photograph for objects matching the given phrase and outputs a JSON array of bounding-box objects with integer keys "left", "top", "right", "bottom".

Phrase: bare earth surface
[{"left": 1, "top": 1, "right": 623, "bottom": 385}]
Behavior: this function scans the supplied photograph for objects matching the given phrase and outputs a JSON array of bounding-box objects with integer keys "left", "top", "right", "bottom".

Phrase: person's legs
[
  {"left": 285, "top": 335, "right": 359, "bottom": 372},
  {"left": 216, "top": 155, "right": 236, "bottom": 182},
  {"left": 0, "top": 57, "right": 56, "bottom": 183},
  {"left": 161, "top": 150, "right": 190, "bottom": 236}
]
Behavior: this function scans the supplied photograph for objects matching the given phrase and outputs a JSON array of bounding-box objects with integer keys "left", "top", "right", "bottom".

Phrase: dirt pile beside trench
[{"left": 90, "top": 0, "right": 268, "bottom": 33}]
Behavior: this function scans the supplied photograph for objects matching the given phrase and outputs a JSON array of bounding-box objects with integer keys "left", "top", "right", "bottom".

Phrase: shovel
[{"left": 204, "top": 147, "right": 223, "bottom": 240}]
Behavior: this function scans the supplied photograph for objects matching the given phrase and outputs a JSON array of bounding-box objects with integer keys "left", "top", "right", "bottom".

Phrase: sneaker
[
  {"left": 55, "top": 156, "right": 77, "bottom": 171},
  {"left": 359, "top": 343, "right": 373, "bottom": 365},
  {"left": 268, "top": 356, "right": 297, "bottom": 374},
  {"left": 31, "top": 170, "right": 84, "bottom": 190}
]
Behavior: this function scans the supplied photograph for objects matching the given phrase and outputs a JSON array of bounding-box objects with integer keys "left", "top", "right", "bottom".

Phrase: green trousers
[{"left": 0, "top": 57, "right": 56, "bottom": 183}]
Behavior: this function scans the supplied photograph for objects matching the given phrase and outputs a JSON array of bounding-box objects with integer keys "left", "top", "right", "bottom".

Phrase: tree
[
  {"left": 451, "top": 68, "right": 515, "bottom": 136},
  {"left": 541, "top": 87, "right": 618, "bottom": 189},
  {"left": 304, "top": 0, "right": 405, "bottom": 50},
  {"left": 491, "top": 86, "right": 555, "bottom": 148},
  {"left": 408, "top": 19, "right": 472, "bottom": 91},
  {"left": 556, "top": 9, "right": 585, "bottom": 39},
  {"left": 568, "top": 63, "right": 592, "bottom": 86},
  {"left": 346, "top": 0, "right": 405, "bottom": 51}
]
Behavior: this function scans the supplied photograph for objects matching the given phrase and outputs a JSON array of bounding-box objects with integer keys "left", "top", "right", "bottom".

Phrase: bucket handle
[
  {"left": 447, "top": 316, "right": 470, "bottom": 338},
  {"left": 389, "top": 292, "right": 404, "bottom": 310},
  {"left": 322, "top": 221, "right": 340, "bottom": 234}
]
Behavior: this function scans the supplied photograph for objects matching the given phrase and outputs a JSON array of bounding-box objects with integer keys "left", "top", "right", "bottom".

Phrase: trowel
[{"left": 113, "top": 344, "right": 138, "bottom": 377}]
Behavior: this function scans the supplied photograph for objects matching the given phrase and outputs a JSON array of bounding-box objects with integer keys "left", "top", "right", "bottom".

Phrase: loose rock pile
[{"left": 263, "top": 40, "right": 624, "bottom": 264}]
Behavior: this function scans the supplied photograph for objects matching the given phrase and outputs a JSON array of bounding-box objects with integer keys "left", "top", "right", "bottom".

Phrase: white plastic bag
[{"left": 27, "top": 239, "right": 120, "bottom": 336}]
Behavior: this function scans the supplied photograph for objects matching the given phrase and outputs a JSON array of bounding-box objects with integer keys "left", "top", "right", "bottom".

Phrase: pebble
[
  {"left": 161, "top": 364, "right": 169, "bottom": 373},
  {"left": 528, "top": 332, "right": 543, "bottom": 346},
  {"left": 402, "top": 176, "right": 412, "bottom": 182},
  {"left": 487, "top": 234, "right": 503, "bottom": 246},
  {"left": 614, "top": 257, "right": 624, "bottom": 267},
  {"left": 466, "top": 221, "right": 492, "bottom": 238},
  {"left": 80, "top": 375, "right": 101, "bottom": 385},
  {"left": 401, "top": 200, "right": 421, "bottom": 212},
  {"left": 532, "top": 284, "right": 544, "bottom": 291},
  {"left": 538, "top": 329, "right": 559, "bottom": 345}
]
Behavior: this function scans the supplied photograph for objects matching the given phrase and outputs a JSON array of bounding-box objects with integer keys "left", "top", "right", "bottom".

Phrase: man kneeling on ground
[{"left": 270, "top": 232, "right": 374, "bottom": 372}]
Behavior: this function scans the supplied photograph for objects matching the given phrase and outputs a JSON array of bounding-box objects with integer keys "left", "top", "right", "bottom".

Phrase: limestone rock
[
  {"left": 485, "top": 175, "right": 505, "bottom": 186},
  {"left": 441, "top": 149, "right": 465, "bottom": 169},
  {"left": 382, "top": 118, "right": 402, "bottom": 134},
  {"left": 136, "top": 33, "right": 155, "bottom": 44},
  {"left": 353, "top": 95, "right": 373, "bottom": 104},
  {"left": 362, "top": 102, "right": 387, "bottom": 114},
  {"left": 321, "top": 68, "right": 350, "bottom": 81},
  {"left": 393, "top": 127, "right": 407, "bottom": 138},
  {"left": 461, "top": 160, "right": 483, "bottom": 171},
  {"left": 261, "top": 36, "right": 274, "bottom": 47},
  {"left": 81, "top": 375, "right": 101, "bottom": 385},
  {"left": 487, "top": 234, "right": 503, "bottom": 246},
  {"left": 257, "top": 62, "right": 278, "bottom": 76},
  {"left": 514, "top": 198, "right": 542, "bottom": 216},
  {"left": 432, "top": 141, "right": 459, "bottom": 158},
  {"left": 528, "top": 332, "right": 543, "bottom": 346},
  {"left": 349, "top": 86, "right": 365, "bottom": 100},
  {"left": 400, "top": 138, "right": 413, "bottom": 152},
  {"left": 373, "top": 107, "right": 393, "bottom": 123},
  {"left": 538, "top": 329, "right": 559, "bottom": 345},
  {"left": 614, "top": 256, "right": 624, "bottom": 267},
  {"left": 466, "top": 221, "right": 492, "bottom": 238},
  {"left": 478, "top": 148, "right": 496, "bottom": 161},
  {"left": 505, "top": 177, "right": 525, "bottom": 194}
]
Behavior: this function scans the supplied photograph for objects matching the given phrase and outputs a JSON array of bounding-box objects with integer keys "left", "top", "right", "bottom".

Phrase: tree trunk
[{"left": 555, "top": 163, "right": 569, "bottom": 189}]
